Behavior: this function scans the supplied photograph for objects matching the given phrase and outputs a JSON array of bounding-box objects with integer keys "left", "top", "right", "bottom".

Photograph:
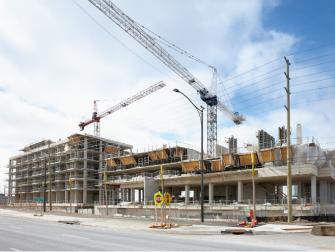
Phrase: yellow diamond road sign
[
  {"left": 164, "top": 192, "right": 172, "bottom": 206},
  {"left": 154, "top": 191, "right": 163, "bottom": 206}
]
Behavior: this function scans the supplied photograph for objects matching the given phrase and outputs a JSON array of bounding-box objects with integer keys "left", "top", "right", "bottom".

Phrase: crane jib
[{"left": 86, "top": 0, "right": 244, "bottom": 156}]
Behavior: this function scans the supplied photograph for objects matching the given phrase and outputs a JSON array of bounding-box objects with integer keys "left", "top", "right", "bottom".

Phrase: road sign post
[{"left": 33, "top": 197, "right": 44, "bottom": 216}]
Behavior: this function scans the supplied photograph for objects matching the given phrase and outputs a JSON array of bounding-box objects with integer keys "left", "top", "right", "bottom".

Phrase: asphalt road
[{"left": 0, "top": 214, "right": 303, "bottom": 251}]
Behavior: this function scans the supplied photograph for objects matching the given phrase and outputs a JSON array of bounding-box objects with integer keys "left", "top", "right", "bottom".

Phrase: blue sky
[
  {"left": 263, "top": 0, "right": 335, "bottom": 44},
  {"left": 0, "top": 0, "right": 335, "bottom": 192}
]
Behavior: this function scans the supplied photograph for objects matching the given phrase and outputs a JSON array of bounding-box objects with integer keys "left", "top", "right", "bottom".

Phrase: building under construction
[
  {"left": 7, "top": 127, "right": 335, "bottom": 220},
  {"left": 7, "top": 134, "right": 131, "bottom": 206}
]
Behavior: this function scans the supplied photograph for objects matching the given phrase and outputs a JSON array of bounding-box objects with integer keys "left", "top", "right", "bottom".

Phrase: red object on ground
[
  {"left": 251, "top": 218, "right": 258, "bottom": 227},
  {"left": 249, "top": 210, "right": 254, "bottom": 219},
  {"left": 239, "top": 220, "right": 247, "bottom": 226}
]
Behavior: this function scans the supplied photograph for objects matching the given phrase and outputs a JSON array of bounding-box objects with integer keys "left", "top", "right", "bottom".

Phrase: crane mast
[
  {"left": 87, "top": 0, "right": 244, "bottom": 156},
  {"left": 79, "top": 81, "right": 166, "bottom": 136}
]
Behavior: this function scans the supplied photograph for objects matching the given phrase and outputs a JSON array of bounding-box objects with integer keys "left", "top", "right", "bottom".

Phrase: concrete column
[
  {"left": 297, "top": 181, "right": 303, "bottom": 200},
  {"left": 111, "top": 189, "right": 115, "bottom": 205},
  {"left": 83, "top": 137, "right": 88, "bottom": 204},
  {"left": 138, "top": 189, "right": 141, "bottom": 203},
  {"left": 74, "top": 190, "right": 78, "bottom": 204},
  {"left": 320, "top": 180, "right": 328, "bottom": 204},
  {"left": 130, "top": 188, "right": 135, "bottom": 203},
  {"left": 237, "top": 181, "right": 243, "bottom": 203},
  {"left": 209, "top": 183, "right": 214, "bottom": 205},
  {"left": 65, "top": 189, "right": 68, "bottom": 203},
  {"left": 121, "top": 189, "right": 126, "bottom": 202},
  {"left": 311, "top": 175, "right": 317, "bottom": 204},
  {"left": 185, "top": 185, "right": 190, "bottom": 205},
  {"left": 225, "top": 185, "right": 229, "bottom": 202}
]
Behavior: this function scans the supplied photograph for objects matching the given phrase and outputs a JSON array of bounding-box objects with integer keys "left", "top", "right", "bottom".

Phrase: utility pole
[
  {"left": 251, "top": 149, "right": 256, "bottom": 221},
  {"left": 48, "top": 143, "right": 52, "bottom": 211},
  {"left": 43, "top": 157, "right": 47, "bottom": 212},
  {"left": 284, "top": 56, "right": 292, "bottom": 223}
]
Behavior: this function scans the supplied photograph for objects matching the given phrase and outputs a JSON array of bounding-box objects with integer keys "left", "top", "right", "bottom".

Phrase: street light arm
[
  {"left": 173, "top": 88, "right": 205, "bottom": 222},
  {"left": 173, "top": 89, "right": 203, "bottom": 114}
]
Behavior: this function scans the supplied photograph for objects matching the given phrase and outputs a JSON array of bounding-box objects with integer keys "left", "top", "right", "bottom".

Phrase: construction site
[
  {"left": 7, "top": 124, "right": 335, "bottom": 221},
  {"left": 4, "top": 0, "right": 335, "bottom": 224}
]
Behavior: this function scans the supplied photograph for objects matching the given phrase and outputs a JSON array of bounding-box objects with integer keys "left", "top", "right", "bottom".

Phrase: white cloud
[{"left": 0, "top": 0, "right": 333, "bottom": 193}]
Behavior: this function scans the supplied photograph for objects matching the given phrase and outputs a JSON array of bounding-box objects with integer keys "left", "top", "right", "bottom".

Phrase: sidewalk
[
  {"left": 0, "top": 209, "right": 315, "bottom": 235},
  {"left": 159, "top": 223, "right": 313, "bottom": 235},
  {"left": 0, "top": 209, "right": 151, "bottom": 231}
]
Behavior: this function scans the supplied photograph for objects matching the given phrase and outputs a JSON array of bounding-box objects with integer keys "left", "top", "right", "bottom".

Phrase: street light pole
[
  {"left": 43, "top": 157, "right": 47, "bottom": 213},
  {"left": 173, "top": 88, "right": 205, "bottom": 222},
  {"left": 200, "top": 108, "right": 204, "bottom": 223}
]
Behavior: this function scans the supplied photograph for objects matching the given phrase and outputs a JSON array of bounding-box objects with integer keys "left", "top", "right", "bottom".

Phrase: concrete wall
[{"left": 143, "top": 177, "right": 159, "bottom": 205}]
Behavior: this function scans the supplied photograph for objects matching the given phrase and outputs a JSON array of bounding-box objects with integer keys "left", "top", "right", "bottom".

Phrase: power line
[
  {"left": 293, "top": 75, "right": 335, "bottom": 87},
  {"left": 220, "top": 66, "right": 283, "bottom": 88},
  {"left": 71, "top": 0, "right": 184, "bottom": 87},
  {"left": 292, "top": 85, "right": 335, "bottom": 94},
  {"left": 228, "top": 85, "right": 283, "bottom": 107},
  {"left": 291, "top": 58, "right": 335, "bottom": 71},
  {"left": 292, "top": 68, "right": 335, "bottom": 79},
  {"left": 220, "top": 42, "right": 335, "bottom": 85},
  {"left": 293, "top": 51, "right": 335, "bottom": 64},
  {"left": 217, "top": 76, "right": 283, "bottom": 97}
]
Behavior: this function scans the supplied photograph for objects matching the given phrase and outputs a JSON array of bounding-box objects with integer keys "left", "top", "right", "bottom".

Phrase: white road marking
[
  {"left": 61, "top": 234, "right": 89, "bottom": 240},
  {"left": 10, "top": 248, "right": 22, "bottom": 252}
]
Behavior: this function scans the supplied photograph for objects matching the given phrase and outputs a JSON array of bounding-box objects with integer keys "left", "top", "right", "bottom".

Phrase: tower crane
[
  {"left": 79, "top": 81, "right": 166, "bottom": 136},
  {"left": 86, "top": 0, "right": 245, "bottom": 156}
]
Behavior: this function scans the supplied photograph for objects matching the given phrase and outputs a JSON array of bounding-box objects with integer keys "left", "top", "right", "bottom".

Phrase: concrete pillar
[
  {"left": 83, "top": 137, "right": 88, "bottom": 204},
  {"left": 320, "top": 180, "right": 328, "bottom": 204},
  {"left": 121, "top": 189, "right": 126, "bottom": 202},
  {"left": 185, "top": 185, "right": 190, "bottom": 205},
  {"left": 74, "top": 190, "right": 78, "bottom": 204},
  {"left": 209, "top": 183, "right": 214, "bottom": 205},
  {"left": 225, "top": 185, "right": 229, "bottom": 202},
  {"left": 130, "top": 188, "right": 135, "bottom": 203},
  {"left": 65, "top": 189, "right": 68, "bottom": 203},
  {"left": 311, "top": 175, "right": 317, "bottom": 204},
  {"left": 331, "top": 183, "right": 335, "bottom": 204},
  {"left": 138, "top": 189, "right": 141, "bottom": 203},
  {"left": 237, "top": 181, "right": 243, "bottom": 203},
  {"left": 297, "top": 181, "right": 303, "bottom": 200},
  {"left": 111, "top": 189, "right": 115, "bottom": 205}
]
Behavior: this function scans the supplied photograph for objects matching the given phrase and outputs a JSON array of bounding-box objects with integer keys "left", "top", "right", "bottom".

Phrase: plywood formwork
[
  {"left": 119, "top": 156, "right": 137, "bottom": 166},
  {"left": 157, "top": 149, "right": 168, "bottom": 160},
  {"left": 239, "top": 152, "right": 259, "bottom": 167},
  {"left": 181, "top": 160, "right": 199, "bottom": 173},
  {"left": 211, "top": 159, "right": 224, "bottom": 172},
  {"left": 148, "top": 151, "right": 158, "bottom": 161},
  {"left": 258, "top": 148, "right": 275, "bottom": 163},
  {"left": 280, "top": 146, "right": 292, "bottom": 161},
  {"left": 68, "top": 134, "right": 83, "bottom": 144},
  {"left": 223, "top": 153, "right": 235, "bottom": 167},
  {"left": 148, "top": 149, "right": 168, "bottom": 161},
  {"left": 106, "top": 158, "right": 117, "bottom": 168},
  {"left": 104, "top": 145, "right": 120, "bottom": 154}
]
